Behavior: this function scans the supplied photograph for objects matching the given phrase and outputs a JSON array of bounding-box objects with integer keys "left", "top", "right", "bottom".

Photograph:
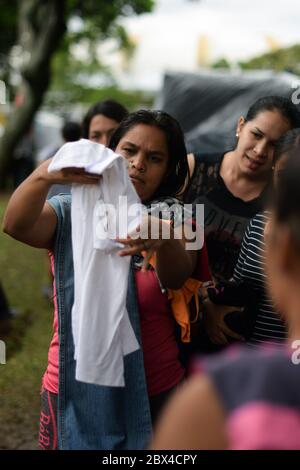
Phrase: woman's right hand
[
  {"left": 37, "top": 158, "right": 101, "bottom": 186},
  {"left": 3, "top": 158, "right": 101, "bottom": 250},
  {"left": 203, "top": 298, "right": 244, "bottom": 345}
]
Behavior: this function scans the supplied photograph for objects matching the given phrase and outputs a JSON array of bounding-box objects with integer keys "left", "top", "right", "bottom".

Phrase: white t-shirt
[{"left": 49, "top": 139, "right": 141, "bottom": 387}]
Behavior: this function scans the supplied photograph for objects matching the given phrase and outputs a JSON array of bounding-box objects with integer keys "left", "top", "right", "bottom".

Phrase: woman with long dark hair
[{"left": 3, "top": 110, "right": 208, "bottom": 450}]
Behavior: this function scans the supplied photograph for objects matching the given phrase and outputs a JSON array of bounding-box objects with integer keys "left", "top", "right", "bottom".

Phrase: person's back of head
[
  {"left": 273, "top": 143, "right": 300, "bottom": 223},
  {"left": 62, "top": 121, "right": 81, "bottom": 142},
  {"left": 264, "top": 141, "right": 300, "bottom": 388},
  {"left": 273, "top": 128, "right": 300, "bottom": 163}
]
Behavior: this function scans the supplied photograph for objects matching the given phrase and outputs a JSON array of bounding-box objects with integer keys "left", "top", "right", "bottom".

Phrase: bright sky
[{"left": 104, "top": 0, "right": 300, "bottom": 89}]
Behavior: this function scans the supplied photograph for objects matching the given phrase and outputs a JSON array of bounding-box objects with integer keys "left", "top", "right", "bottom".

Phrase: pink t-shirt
[
  {"left": 42, "top": 252, "right": 59, "bottom": 394},
  {"left": 42, "top": 259, "right": 184, "bottom": 397},
  {"left": 135, "top": 268, "right": 185, "bottom": 396},
  {"left": 42, "top": 266, "right": 184, "bottom": 397},
  {"left": 42, "top": 246, "right": 211, "bottom": 396}
]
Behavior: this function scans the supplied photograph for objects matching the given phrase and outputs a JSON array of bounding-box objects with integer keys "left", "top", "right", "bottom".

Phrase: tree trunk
[{"left": 0, "top": 0, "right": 66, "bottom": 188}]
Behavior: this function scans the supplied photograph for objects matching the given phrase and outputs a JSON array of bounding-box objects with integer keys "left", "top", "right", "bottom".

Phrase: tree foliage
[
  {"left": 0, "top": 0, "right": 154, "bottom": 187},
  {"left": 0, "top": 0, "right": 18, "bottom": 57},
  {"left": 239, "top": 44, "right": 300, "bottom": 75},
  {"left": 211, "top": 58, "right": 231, "bottom": 69}
]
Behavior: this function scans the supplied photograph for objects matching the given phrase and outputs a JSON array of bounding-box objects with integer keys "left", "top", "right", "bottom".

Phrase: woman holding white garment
[{"left": 3, "top": 110, "right": 210, "bottom": 450}]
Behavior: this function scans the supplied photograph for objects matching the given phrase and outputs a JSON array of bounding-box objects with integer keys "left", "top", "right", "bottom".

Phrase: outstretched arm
[
  {"left": 117, "top": 216, "right": 198, "bottom": 290},
  {"left": 3, "top": 159, "right": 100, "bottom": 249}
]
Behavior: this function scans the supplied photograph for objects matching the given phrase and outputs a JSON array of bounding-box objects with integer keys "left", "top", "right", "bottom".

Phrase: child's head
[{"left": 109, "top": 110, "right": 189, "bottom": 202}]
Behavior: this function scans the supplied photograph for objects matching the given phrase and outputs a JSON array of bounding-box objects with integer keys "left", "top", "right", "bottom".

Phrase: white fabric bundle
[{"left": 49, "top": 139, "right": 141, "bottom": 386}]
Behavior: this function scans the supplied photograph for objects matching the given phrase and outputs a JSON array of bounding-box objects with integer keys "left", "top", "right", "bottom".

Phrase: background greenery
[
  {"left": 212, "top": 44, "right": 300, "bottom": 75},
  {"left": 0, "top": 194, "right": 52, "bottom": 449}
]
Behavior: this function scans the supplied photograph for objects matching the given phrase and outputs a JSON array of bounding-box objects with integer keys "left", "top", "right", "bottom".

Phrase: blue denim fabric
[{"left": 48, "top": 195, "right": 152, "bottom": 450}]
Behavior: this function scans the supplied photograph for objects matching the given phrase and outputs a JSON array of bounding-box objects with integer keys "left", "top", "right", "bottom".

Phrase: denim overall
[{"left": 49, "top": 195, "right": 152, "bottom": 449}]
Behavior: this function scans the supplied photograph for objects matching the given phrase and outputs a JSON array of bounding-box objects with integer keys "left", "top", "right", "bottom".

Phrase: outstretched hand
[
  {"left": 116, "top": 215, "right": 172, "bottom": 271},
  {"left": 39, "top": 158, "right": 101, "bottom": 185}
]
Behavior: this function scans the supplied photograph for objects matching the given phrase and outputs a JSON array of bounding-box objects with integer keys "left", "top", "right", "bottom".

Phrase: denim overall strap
[
  {"left": 122, "top": 263, "right": 153, "bottom": 447},
  {"left": 49, "top": 195, "right": 152, "bottom": 450}
]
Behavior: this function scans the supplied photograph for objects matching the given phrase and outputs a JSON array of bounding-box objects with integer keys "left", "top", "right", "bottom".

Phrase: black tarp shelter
[{"left": 155, "top": 69, "right": 300, "bottom": 153}]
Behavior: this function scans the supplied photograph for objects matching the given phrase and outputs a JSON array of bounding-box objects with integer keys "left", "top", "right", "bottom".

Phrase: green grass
[{"left": 0, "top": 193, "right": 53, "bottom": 449}]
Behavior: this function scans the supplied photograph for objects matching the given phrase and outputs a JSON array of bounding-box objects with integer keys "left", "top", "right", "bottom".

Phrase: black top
[{"left": 184, "top": 152, "right": 270, "bottom": 281}]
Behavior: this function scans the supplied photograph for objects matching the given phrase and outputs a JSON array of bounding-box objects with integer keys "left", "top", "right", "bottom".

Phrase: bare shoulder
[{"left": 151, "top": 375, "right": 227, "bottom": 450}]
